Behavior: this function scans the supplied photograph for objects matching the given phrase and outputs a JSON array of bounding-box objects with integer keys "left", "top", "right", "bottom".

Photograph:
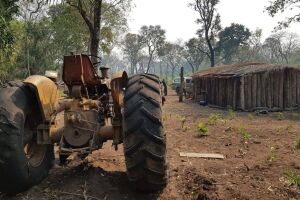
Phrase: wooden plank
[
  {"left": 257, "top": 73, "right": 261, "bottom": 107},
  {"left": 296, "top": 71, "right": 300, "bottom": 106},
  {"left": 227, "top": 79, "right": 231, "bottom": 107},
  {"left": 261, "top": 73, "right": 266, "bottom": 107},
  {"left": 233, "top": 78, "right": 237, "bottom": 109},
  {"left": 179, "top": 152, "right": 225, "bottom": 160},
  {"left": 247, "top": 75, "right": 252, "bottom": 110},
  {"left": 279, "top": 69, "right": 284, "bottom": 109},
  {"left": 266, "top": 72, "right": 272, "bottom": 108},
  {"left": 292, "top": 69, "right": 297, "bottom": 107},
  {"left": 283, "top": 69, "right": 288, "bottom": 109},
  {"left": 287, "top": 70, "right": 291, "bottom": 108},
  {"left": 240, "top": 77, "right": 245, "bottom": 110},
  {"left": 272, "top": 70, "right": 279, "bottom": 108},
  {"left": 252, "top": 74, "right": 257, "bottom": 109}
]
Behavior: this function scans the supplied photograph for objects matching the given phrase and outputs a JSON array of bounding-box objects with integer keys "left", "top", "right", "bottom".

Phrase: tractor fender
[
  {"left": 110, "top": 71, "right": 128, "bottom": 107},
  {"left": 24, "top": 75, "right": 60, "bottom": 121}
]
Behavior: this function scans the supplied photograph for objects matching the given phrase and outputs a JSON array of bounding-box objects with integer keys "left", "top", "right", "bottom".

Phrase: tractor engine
[{"left": 52, "top": 55, "right": 124, "bottom": 159}]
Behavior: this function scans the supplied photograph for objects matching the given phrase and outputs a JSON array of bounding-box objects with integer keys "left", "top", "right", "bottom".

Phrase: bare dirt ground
[{"left": 1, "top": 90, "right": 300, "bottom": 200}]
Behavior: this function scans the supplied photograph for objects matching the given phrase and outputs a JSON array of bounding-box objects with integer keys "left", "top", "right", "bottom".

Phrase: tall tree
[
  {"left": 48, "top": 4, "right": 89, "bottom": 64},
  {"left": 183, "top": 37, "right": 206, "bottom": 73},
  {"left": 262, "top": 31, "right": 299, "bottom": 64},
  {"left": 217, "top": 23, "right": 251, "bottom": 64},
  {"left": 191, "top": 0, "right": 221, "bottom": 67},
  {"left": 122, "top": 33, "right": 144, "bottom": 74},
  {"left": 160, "top": 42, "right": 184, "bottom": 80},
  {"left": 66, "top": 0, "right": 131, "bottom": 64},
  {"left": 266, "top": 0, "right": 300, "bottom": 29},
  {"left": 139, "top": 25, "right": 166, "bottom": 73},
  {"left": 0, "top": 0, "right": 18, "bottom": 53}
]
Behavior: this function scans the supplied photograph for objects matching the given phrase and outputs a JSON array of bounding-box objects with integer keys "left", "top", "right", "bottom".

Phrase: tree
[
  {"left": 183, "top": 37, "right": 206, "bottom": 72},
  {"left": 262, "top": 31, "right": 299, "bottom": 64},
  {"left": 191, "top": 0, "right": 221, "bottom": 67},
  {"left": 160, "top": 42, "right": 184, "bottom": 80},
  {"left": 122, "top": 33, "right": 144, "bottom": 74},
  {"left": 0, "top": 0, "right": 18, "bottom": 53},
  {"left": 48, "top": 4, "right": 89, "bottom": 65},
  {"left": 218, "top": 23, "right": 251, "bottom": 64},
  {"left": 66, "top": 0, "right": 131, "bottom": 64},
  {"left": 139, "top": 25, "right": 166, "bottom": 73},
  {"left": 266, "top": 0, "right": 300, "bottom": 29}
]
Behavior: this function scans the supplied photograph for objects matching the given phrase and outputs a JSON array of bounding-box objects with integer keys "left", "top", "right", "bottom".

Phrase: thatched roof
[{"left": 193, "top": 63, "right": 300, "bottom": 78}]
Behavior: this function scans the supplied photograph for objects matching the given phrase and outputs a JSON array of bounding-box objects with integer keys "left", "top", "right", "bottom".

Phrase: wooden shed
[{"left": 193, "top": 63, "right": 300, "bottom": 111}]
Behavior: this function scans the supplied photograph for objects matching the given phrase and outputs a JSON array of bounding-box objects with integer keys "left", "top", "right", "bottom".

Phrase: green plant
[
  {"left": 238, "top": 124, "right": 251, "bottom": 141},
  {"left": 296, "top": 137, "right": 300, "bottom": 149},
  {"left": 181, "top": 117, "right": 186, "bottom": 128},
  {"left": 286, "top": 124, "right": 293, "bottom": 131},
  {"left": 277, "top": 112, "right": 285, "bottom": 121},
  {"left": 227, "top": 108, "right": 236, "bottom": 119},
  {"left": 269, "top": 146, "right": 276, "bottom": 162},
  {"left": 247, "top": 113, "right": 254, "bottom": 120},
  {"left": 208, "top": 113, "right": 221, "bottom": 125},
  {"left": 285, "top": 171, "right": 300, "bottom": 188},
  {"left": 196, "top": 122, "right": 208, "bottom": 137},
  {"left": 182, "top": 126, "right": 190, "bottom": 132}
]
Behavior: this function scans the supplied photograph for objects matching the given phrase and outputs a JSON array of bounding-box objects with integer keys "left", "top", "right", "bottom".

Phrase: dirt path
[{"left": 1, "top": 91, "right": 300, "bottom": 200}]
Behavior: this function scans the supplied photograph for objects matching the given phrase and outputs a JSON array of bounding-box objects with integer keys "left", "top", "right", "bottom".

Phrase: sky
[{"left": 128, "top": 0, "right": 300, "bottom": 42}]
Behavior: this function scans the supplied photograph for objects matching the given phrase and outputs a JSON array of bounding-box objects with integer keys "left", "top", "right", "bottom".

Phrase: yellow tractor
[{"left": 0, "top": 54, "right": 166, "bottom": 194}]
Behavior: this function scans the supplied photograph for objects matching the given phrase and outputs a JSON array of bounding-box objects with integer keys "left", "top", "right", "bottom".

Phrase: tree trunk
[
  {"left": 179, "top": 67, "right": 184, "bottom": 102},
  {"left": 91, "top": 0, "right": 102, "bottom": 65},
  {"left": 146, "top": 53, "right": 153, "bottom": 73}
]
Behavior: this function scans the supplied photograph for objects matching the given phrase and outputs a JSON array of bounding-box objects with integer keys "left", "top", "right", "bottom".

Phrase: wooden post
[
  {"left": 261, "top": 73, "right": 266, "bottom": 108},
  {"left": 179, "top": 67, "right": 184, "bottom": 102},
  {"left": 297, "top": 72, "right": 300, "bottom": 106},
  {"left": 240, "top": 77, "right": 245, "bottom": 110},
  {"left": 257, "top": 73, "right": 261, "bottom": 108},
  {"left": 279, "top": 70, "right": 284, "bottom": 109},
  {"left": 252, "top": 74, "right": 257, "bottom": 109}
]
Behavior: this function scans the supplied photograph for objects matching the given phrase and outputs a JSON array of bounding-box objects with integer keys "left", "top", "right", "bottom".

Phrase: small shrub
[
  {"left": 208, "top": 113, "right": 221, "bottom": 125},
  {"left": 181, "top": 117, "right": 187, "bottom": 128},
  {"left": 196, "top": 122, "right": 208, "bottom": 137},
  {"left": 182, "top": 126, "right": 190, "bottom": 132},
  {"left": 269, "top": 146, "right": 276, "bottom": 162},
  {"left": 277, "top": 112, "right": 285, "bottom": 121},
  {"left": 286, "top": 124, "right": 293, "bottom": 132},
  {"left": 238, "top": 124, "right": 251, "bottom": 141},
  {"left": 285, "top": 171, "right": 300, "bottom": 188},
  {"left": 247, "top": 113, "right": 254, "bottom": 120},
  {"left": 227, "top": 108, "right": 236, "bottom": 119}
]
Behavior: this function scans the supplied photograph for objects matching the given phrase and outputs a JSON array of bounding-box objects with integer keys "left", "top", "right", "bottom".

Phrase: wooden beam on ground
[{"left": 179, "top": 152, "right": 225, "bottom": 160}]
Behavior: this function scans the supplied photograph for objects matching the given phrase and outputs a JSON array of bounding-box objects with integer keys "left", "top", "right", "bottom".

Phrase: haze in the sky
[{"left": 128, "top": 0, "right": 300, "bottom": 42}]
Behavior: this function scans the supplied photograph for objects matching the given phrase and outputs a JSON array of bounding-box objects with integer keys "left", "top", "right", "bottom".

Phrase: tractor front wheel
[{"left": 123, "top": 74, "right": 167, "bottom": 191}]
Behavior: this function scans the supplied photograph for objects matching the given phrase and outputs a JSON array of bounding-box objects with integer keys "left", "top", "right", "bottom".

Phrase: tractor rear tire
[
  {"left": 123, "top": 74, "right": 167, "bottom": 191},
  {"left": 0, "top": 81, "right": 54, "bottom": 194}
]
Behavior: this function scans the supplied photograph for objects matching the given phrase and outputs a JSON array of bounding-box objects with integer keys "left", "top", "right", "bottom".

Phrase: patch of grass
[
  {"left": 208, "top": 113, "right": 221, "bottom": 125},
  {"left": 238, "top": 124, "right": 251, "bottom": 142},
  {"left": 296, "top": 137, "right": 300, "bottom": 149},
  {"left": 227, "top": 108, "right": 236, "bottom": 119},
  {"left": 269, "top": 146, "right": 277, "bottom": 162},
  {"left": 286, "top": 124, "right": 293, "bottom": 132},
  {"left": 247, "top": 113, "right": 254, "bottom": 120},
  {"left": 285, "top": 171, "right": 300, "bottom": 188},
  {"left": 277, "top": 112, "right": 285, "bottom": 121},
  {"left": 196, "top": 122, "right": 208, "bottom": 137},
  {"left": 182, "top": 125, "right": 190, "bottom": 132},
  {"left": 181, "top": 117, "right": 186, "bottom": 129}
]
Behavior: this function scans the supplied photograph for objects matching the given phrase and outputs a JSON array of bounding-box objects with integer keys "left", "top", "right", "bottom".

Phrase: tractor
[{"left": 0, "top": 54, "right": 166, "bottom": 194}]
